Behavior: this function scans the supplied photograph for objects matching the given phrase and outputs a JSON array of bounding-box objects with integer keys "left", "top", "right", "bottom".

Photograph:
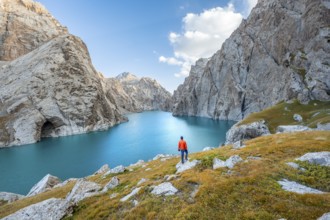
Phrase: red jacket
[{"left": 178, "top": 140, "right": 187, "bottom": 150}]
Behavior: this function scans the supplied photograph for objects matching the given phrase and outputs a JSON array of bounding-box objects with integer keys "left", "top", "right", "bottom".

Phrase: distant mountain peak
[{"left": 115, "top": 72, "right": 139, "bottom": 81}]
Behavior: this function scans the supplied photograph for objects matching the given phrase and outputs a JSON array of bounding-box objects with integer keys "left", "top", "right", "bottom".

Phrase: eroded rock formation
[
  {"left": 0, "top": 0, "right": 125, "bottom": 147},
  {"left": 173, "top": 0, "right": 330, "bottom": 120}
]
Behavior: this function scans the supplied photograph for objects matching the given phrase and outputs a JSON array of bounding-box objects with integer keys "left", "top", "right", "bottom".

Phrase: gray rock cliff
[
  {"left": 0, "top": 0, "right": 125, "bottom": 147},
  {"left": 106, "top": 72, "right": 172, "bottom": 113},
  {"left": 173, "top": 0, "right": 330, "bottom": 120}
]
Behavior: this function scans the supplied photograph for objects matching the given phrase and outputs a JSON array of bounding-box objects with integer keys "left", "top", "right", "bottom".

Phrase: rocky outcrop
[
  {"left": 173, "top": 0, "right": 330, "bottom": 120},
  {"left": 2, "top": 198, "right": 71, "bottom": 220},
  {"left": 151, "top": 182, "right": 178, "bottom": 196},
  {"left": 297, "top": 152, "right": 330, "bottom": 167},
  {"left": 225, "top": 120, "right": 270, "bottom": 144},
  {"left": 27, "top": 174, "right": 61, "bottom": 197},
  {"left": 120, "top": 187, "right": 141, "bottom": 202},
  {"left": 0, "top": 0, "right": 68, "bottom": 61},
  {"left": 278, "top": 179, "right": 325, "bottom": 194},
  {"left": 66, "top": 179, "right": 101, "bottom": 204},
  {"left": 276, "top": 125, "right": 311, "bottom": 133},
  {"left": 213, "top": 155, "right": 243, "bottom": 169},
  {"left": 176, "top": 160, "right": 200, "bottom": 173},
  {"left": 0, "top": 192, "right": 24, "bottom": 203},
  {"left": 103, "top": 177, "right": 120, "bottom": 192},
  {"left": 94, "top": 164, "right": 110, "bottom": 175},
  {"left": 0, "top": 1, "right": 125, "bottom": 147},
  {"left": 106, "top": 72, "right": 172, "bottom": 113}
]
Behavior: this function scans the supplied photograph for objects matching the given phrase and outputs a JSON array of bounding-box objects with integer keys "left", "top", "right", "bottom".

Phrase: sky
[{"left": 37, "top": 0, "right": 257, "bottom": 93}]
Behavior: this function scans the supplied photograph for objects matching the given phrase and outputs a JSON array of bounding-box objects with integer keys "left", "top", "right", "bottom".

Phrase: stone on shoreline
[{"left": 27, "top": 174, "right": 62, "bottom": 197}]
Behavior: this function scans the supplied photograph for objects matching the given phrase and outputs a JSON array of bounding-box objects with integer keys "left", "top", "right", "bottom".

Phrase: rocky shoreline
[{"left": 1, "top": 141, "right": 329, "bottom": 219}]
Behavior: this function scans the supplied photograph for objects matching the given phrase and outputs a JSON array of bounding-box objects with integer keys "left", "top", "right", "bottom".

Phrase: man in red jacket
[{"left": 178, "top": 136, "right": 188, "bottom": 164}]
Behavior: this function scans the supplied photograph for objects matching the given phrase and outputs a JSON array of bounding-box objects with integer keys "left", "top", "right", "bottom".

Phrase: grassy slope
[
  {"left": 238, "top": 100, "right": 330, "bottom": 133},
  {"left": 1, "top": 131, "right": 329, "bottom": 220}
]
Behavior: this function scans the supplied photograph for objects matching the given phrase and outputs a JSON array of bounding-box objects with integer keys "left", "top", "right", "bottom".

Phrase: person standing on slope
[{"left": 178, "top": 136, "right": 188, "bottom": 164}]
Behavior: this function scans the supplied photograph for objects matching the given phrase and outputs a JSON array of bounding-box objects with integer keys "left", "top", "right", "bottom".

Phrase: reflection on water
[{"left": 0, "top": 111, "right": 235, "bottom": 194}]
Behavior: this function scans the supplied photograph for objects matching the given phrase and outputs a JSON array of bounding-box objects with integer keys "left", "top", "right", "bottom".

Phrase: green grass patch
[{"left": 238, "top": 100, "right": 330, "bottom": 133}]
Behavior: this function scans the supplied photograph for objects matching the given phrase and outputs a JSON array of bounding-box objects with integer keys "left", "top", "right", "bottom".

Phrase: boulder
[
  {"left": 318, "top": 212, "right": 330, "bottom": 220},
  {"left": 176, "top": 160, "right": 200, "bottom": 173},
  {"left": 129, "top": 160, "right": 145, "bottom": 167},
  {"left": 151, "top": 182, "right": 178, "bottom": 196},
  {"left": 2, "top": 198, "right": 71, "bottom": 220},
  {"left": 213, "top": 158, "right": 227, "bottom": 169},
  {"left": 94, "top": 164, "right": 110, "bottom": 175},
  {"left": 103, "top": 165, "right": 125, "bottom": 177},
  {"left": 153, "top": 154, "right": 174, "bottom": 161},
  {"left": 293, "top": 114, "right": 303, "bottom": 122},
  {"left": 0, "top": 192, "right": 24, "bottom": 203},
  {"left": 296, "top": 152, "right": 330, "bottom": 167},
  {"left": 276, "top": 125, "right": 311, "bottom": 133},
  {"left": 54, "top": 178, "right": 77, "bottom": 189},
  {"left": 213, "top": 155, "right": 243, "bottom": 169},
  {"left": 103, "top": 177, "right": 120, "bottom": 192},
  {"left": 277, "top": 179, "right": 325, "bottom": 194},
  {"left": 66, "top": 179, "right": 101, "bottom": 204},
  {"left": 317, "top": 123, "right": 330, "bottom": 131},
  {"left": 202, "top": 147, "right": 215, "bottom": 151},
  {"left": 225, "top": 121, "right": 270, "bottom": 145},
  {"left": 27, "top": 174, "right": 61, "bottom": 197},
  {"left": 120, "top": 187, "right": 141, "bottom": 202},
  {"left": 137, "top": 178, "right": 148, "bottom": 186},
  {"left": 286, "top": 162, "right": 300, "bottom": 169}
]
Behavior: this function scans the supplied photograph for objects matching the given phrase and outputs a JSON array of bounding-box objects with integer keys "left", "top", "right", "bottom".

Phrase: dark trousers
[{"left": 180, "top": 150, "right": 188, "bottom": 163}]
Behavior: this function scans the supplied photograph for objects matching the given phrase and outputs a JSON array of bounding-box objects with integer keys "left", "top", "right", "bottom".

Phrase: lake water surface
[{"left": 0, "top": 111, "right": 235, "bottom": 194}]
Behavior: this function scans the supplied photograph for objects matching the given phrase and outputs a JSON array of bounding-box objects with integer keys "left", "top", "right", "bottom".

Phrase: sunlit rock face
[
  {"left": 0, "top": 0, "right": 125, "bottom": 147},
  {"left": 173, "top": 0, "right": 330, "bottom": 121}
]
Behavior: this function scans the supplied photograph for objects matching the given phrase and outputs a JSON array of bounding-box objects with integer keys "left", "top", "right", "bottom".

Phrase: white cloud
[
  {"left": 160, "top": 3, "right": 243, "bottom": 77},
  {"left": 160, "top": 0, "right": 258, "bottom": 78},
  {"left": 159, "top": 56, "right": 183, "bottom": 66}
]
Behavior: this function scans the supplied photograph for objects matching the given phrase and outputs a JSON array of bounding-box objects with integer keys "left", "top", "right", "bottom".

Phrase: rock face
[
  {"left": 0, "top": 0, "right": 68, "bottom": 61},
  {"left": 27, "top": 174, "right": 61, "bottom": 197},
  {"left": 173, "top": 0, "right": 330, "bottom": 120},
  {"left": 106, "top": 72, "right": 172, "bottom": 113},
  {"left": 0, "top": 0, "right": 125, "bottom": 147}
]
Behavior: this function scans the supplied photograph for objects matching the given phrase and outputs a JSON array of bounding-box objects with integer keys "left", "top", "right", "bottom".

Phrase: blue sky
[{"left": 37, "top": 0, "right": 257, "bottom": 93}]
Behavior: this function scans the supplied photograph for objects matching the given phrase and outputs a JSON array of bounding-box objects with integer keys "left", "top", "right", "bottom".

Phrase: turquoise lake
[{"left": 0, "top": 111, "right": 235, "bottom": 195}]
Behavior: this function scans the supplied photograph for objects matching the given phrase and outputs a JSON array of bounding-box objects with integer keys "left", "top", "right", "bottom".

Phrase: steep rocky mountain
[
  {"left": 0, "top": 0, "right": 125, "bottom": 147},
  {"left": 106, "top": 72, "right": 172, "bottom": 113},
  {"left": 173, "top": 0, "right": 330, "bottom": 121}
]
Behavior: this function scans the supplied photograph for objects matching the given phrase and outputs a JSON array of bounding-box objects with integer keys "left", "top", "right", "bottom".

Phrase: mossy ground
[
  {"left": 1, "top": 131, "right": 329, "bottom": 220},
  {"left": 238, "top": 100, "right": 330, "bottom": 133}
]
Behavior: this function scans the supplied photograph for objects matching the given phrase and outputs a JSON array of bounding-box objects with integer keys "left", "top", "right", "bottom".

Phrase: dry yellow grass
[{"left": 1, "top": 131, "right": 329, "bottom": 220}]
